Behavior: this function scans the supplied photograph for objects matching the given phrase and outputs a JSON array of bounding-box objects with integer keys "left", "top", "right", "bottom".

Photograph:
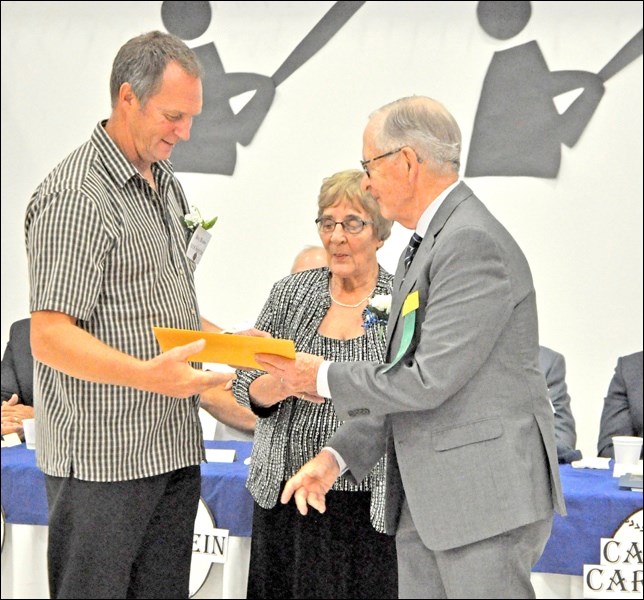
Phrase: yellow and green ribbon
[{"left": 384, "top": 290, "right": 419, "bottom": 372}]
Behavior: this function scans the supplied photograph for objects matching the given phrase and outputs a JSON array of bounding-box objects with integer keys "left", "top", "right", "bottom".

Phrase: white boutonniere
[
  {"left": 183, "top": 206, "right": 217, "bottom": 265},
  {"left": 183, "top": 206, "right": 218, "bottom": 231},
  {"left": 364, "top": 293, "right": 392, "bottom": 330}
]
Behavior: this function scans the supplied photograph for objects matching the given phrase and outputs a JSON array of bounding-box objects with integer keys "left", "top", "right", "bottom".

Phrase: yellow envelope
[{"left": 153, "top": 327, "right": 296, "bottom": 370}]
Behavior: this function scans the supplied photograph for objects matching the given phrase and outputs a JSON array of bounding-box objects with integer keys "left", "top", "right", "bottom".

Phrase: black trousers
[
  {"left": 44, "top": 465, "right": 200, "bottom": 599},
  {"left": 248, "top": 488, "right": 398, "bottom": 599}
]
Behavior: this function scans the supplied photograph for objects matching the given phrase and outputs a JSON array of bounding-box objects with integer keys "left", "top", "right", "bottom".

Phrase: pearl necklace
[{"left": 328, "top": 281, "right": 376, "bottom": 308}]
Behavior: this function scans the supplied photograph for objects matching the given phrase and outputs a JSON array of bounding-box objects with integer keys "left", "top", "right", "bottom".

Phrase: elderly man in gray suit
[{"left": 257, "top": 96, "right": 566, "bottom": 599}]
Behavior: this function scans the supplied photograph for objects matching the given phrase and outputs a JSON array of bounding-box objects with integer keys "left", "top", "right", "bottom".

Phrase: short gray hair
[
  {"left": 109, "top": 31, "right": 203, "bottom": 108},
  {"left": 371, "top": 96, "right": 462, "bottom": 174}
]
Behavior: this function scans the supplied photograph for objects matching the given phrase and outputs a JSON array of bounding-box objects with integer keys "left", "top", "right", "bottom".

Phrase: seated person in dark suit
[
  {"left": 597, "top": 350, "right": 643, "bottom": 459},
  {"left": 1, "top": 318, "right": 34, "bottom": 440},
  {"left": 539, "top": 345, "right": 582, "bottom": 463}
]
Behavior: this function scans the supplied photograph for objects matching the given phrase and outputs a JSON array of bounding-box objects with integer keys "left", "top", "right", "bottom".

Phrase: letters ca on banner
[
  {"left": 583, "top": 508, "right": 643, "bottom": 598},
  {"left": 189, "top": 497, "right": 230, "bottom": 597}
]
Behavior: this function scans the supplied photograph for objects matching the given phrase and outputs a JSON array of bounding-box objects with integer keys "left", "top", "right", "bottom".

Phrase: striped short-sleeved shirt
[{"left": 25, "top": 121, "right": 205, "bottom": 482}]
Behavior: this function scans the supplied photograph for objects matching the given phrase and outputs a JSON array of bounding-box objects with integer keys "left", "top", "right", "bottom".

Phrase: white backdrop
[{"left": 1, "top": 1, "right": 642, "bottom": 460}]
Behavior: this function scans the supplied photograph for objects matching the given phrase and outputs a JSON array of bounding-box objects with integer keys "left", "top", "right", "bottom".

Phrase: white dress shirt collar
[{"left": 415, "top": 180, "right": 460, "bottom": 237}]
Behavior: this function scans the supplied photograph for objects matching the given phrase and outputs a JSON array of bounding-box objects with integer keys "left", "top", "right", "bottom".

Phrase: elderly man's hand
[
  {"left": 255, "top": 352, "right": 324, "bottom": 398},
  {"left": 280, "top": 449, "right": 340, "bottom": 515}
]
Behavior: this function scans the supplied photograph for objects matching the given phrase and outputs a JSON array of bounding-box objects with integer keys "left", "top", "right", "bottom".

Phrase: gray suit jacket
[
  {"left": 597, "top": 351, "right": 643, "bottom": 458},
  {"left": 328, "top": 182, "right": 565, "bottom": 551},
  {"left": 539, "top": 345, "right": 580, "bottom": 462}
]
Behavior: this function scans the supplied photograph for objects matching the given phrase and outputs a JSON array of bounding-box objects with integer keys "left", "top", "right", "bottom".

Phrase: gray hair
[
  {"left": 109, "top": 31, "right": 203, "bottom": 108},
  {"left": 317, "top": 169, "right": 392, "bottom": 242},
  {"left": 371, "top": 96, "right": 462, "bottom": 174}
]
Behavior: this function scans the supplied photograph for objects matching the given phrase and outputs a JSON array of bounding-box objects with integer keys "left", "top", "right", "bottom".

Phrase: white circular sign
[{"left": 190, "top": 497, "right": 230, "bottom": 597}]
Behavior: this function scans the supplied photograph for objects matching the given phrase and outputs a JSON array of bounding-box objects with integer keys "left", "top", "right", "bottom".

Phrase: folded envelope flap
[{"left": 153, "top": 327, "right": 295, "bottom": 370}]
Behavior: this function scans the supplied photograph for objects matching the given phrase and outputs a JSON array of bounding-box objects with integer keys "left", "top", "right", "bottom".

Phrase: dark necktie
[{"left": 404, "top": 232, "right": 423, "bottom": 271}]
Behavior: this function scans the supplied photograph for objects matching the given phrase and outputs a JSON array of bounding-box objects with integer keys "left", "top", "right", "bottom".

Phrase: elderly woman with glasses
[{"left": 232, "top": 169, "right": 397, "bottom": 599}]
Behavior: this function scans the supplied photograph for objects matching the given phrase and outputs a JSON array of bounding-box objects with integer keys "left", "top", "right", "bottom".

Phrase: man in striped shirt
[{"left": 25, "top": 31, "right": 231, "bottom": 599}]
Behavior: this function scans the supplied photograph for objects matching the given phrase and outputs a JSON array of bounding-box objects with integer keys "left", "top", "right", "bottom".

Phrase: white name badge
[{"left": 186, "top": 226, "right": 212, "bottom": 265}]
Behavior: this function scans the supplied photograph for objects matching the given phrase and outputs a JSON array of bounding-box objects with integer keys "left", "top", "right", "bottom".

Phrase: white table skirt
[
  {"left": 1, "top": 522, "right": 583, "bottom": 599},
  {"left": 1, "top": 523, "right": 251, "bottom": 599}
]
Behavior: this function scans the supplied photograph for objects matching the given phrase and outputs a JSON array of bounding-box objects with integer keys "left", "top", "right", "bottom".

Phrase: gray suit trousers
[{"left": 396, "top": 499, "right": 553, "bottom": 599}]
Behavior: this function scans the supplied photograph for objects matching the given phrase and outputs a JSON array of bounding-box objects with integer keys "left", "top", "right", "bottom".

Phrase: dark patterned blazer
[{"left": 233, "top": 266, "right": 394, "bottom": 532}]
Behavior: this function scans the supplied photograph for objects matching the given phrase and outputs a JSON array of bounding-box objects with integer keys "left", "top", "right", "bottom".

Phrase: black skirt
[{"left": 246, "top": 488, "right": 398, "bottom": 599}]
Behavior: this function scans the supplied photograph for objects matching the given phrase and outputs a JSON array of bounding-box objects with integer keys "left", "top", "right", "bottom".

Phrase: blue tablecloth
[
  {"left": 532, "top": 463, "right": 643, "bottom": 575},
  {"left": 3, "top": 446, "right": 642, "bottom": 575},
  {"left": 1, "top": 440, "right": 254, "bottom": 537},
  {"left": 200, "top": 440, "right": 254, "bottom": 536}
]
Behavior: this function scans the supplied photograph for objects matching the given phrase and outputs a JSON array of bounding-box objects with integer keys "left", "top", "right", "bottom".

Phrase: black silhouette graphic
[
  {"left": 466, "top": 1, "right": 642, "bottom": 178},
  {"left": 162, "top": 1, "right": 365, "bottom": 175}
]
